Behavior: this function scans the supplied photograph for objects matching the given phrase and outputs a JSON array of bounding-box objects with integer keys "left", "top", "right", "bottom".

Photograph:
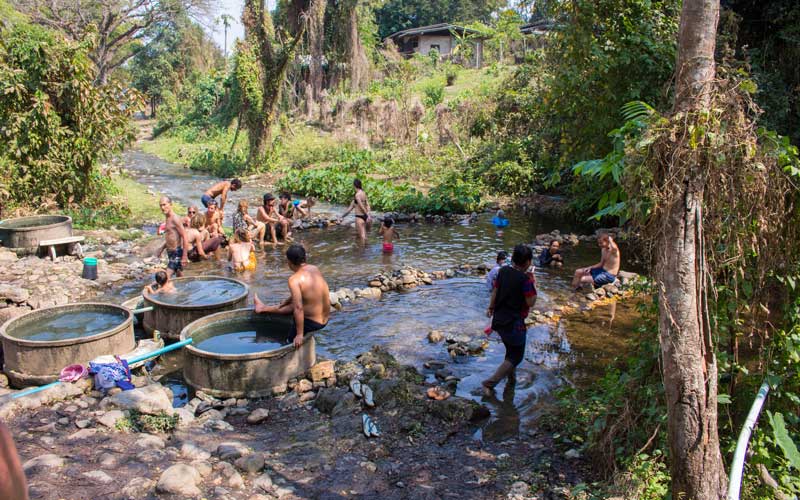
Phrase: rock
[
  {"left": 299, "top": 391, "right": 316, "bottom": 403},
  {"left": 156, "top": 464, "right": 202, "bottom": 497},
  {"left": 295, "top": 379, "right": 313, "bottom": 393},
  {"left": 135, "top": 433, "right": 165, "bottom": 450},
  {"left": 595, "top": 287, "right": 607, "bottom": 298},
  {"left": 120, "top": 477, "right": 156, "bottom": 499},
  {"left": 181, "top": 442, "right": 212, "bottom": 461},
  {"left": 235, "top": 453, "right": 265, "bottom": 474},
  {"left": 246, "top": 408, "right": 270, "bottom": 425},
  {"left": 271, "top": 383, "right": 288, "bottom": 396},
  {"left": 367, "top": 363, "right": 387, "bottom": 379},
  {"left": 429, "top": 398, "right": 490, "bottom": 422},
  {"left": 106, "top": 384, "right": 174, "bottom": 415},
  {"left": 356, "top": 287, "right": 382, "bottom": 300},
  {"left": 585, "top": 293, "right": 598, "bottom": 301},
  {"left": 97, "top": 452, "right": 117, "bottom": 468},
  {"left": 309, "top": 360, "right": 335, "bottom": 382},
  {"left": 0, "top": 305, "right": 30, "bottom": 325},
  {"left": 0, "top": 373, "right": 7, "bottom": 388},
  {"left": 135, "top": 449, "right": 165, "bottom": 463},
  {"left": 205, "top": 419, "right": 234, "bottom": 431},
  {"left": 508, "top": 481, "right": 530, "bottom": 497},
  {"left": 253, "top": 472, "right": 274, "bottom": 492},
  {"left": 67, "top": 429, "right": 97, "bottom": 441},
  {"left": 227, "top": 471, "right": 245, "bottom": 489},
  {"left": 602, "top": 283, "right": 620, "bottom": 295},
  {"left": 75, "top": 419, "right": 91, "bottom": 429},
  {"left": 192, "top": 460, "right": 213, "bottom": 478},
  {"left": 83, "top": 470, "right": 114, "bottom": 485},
  {"left": 175, "top": 407, "right": 195, "bottom": 427},
  {"left": 427, "top": 330, "right": 444, "bottom": 343},
  {"left": 22, "top": 453, "right": 65, "bottom": 473},
  {"left": 0, "top": 284, "right": 29, "bottom": 303},
  {"left": 565, "top": 448, "right": 581, "bottom": 459},
  {"left": 217, "top": 441, "right": 250, "bottom": 461}
]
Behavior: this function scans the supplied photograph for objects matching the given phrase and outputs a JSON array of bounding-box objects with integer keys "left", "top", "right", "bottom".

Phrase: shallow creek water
[{"left": 116, "top": 150, "right": 642, "bottom": 436}]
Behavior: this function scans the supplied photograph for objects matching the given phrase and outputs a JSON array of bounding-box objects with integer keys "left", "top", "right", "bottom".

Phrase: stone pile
[
  {"left": 532, "top": 229, "right": 581, "bottom": 247},
  {"left": 368, "top": 267, "right": 433, "bottom": 292}
]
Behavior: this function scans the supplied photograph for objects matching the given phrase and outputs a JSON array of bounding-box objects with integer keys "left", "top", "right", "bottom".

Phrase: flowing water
[
  {"left": 147, "top": 278, "right": 246, "bottom": 306},
  {"left": 10, "top": 311, "right": 125, "bottom": 342},
  {"left": 119, "top": 150, "right": 643, "bottom": 437}
]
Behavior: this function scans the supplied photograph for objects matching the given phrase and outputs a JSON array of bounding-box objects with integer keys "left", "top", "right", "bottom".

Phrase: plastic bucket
[{"left": 82, "top": 257, "right": 98, "bottom": 280}]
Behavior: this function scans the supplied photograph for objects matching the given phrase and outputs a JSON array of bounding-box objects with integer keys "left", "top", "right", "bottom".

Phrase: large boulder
[
  {"left": 156, "top": 464, "right": 202, "bottom": 497},
  {"left": 106, "top": 384, "right": 173, "bottom": 415}
]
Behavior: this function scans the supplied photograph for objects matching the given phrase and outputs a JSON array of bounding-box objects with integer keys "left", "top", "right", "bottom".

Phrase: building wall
[{"left": 417, "top": 35, "right": 453, "bottom": 56}]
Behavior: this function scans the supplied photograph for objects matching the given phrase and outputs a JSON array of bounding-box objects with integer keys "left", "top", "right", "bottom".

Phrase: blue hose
[{"left": 9, "top": 338, "right": 193, "bottom": 400}]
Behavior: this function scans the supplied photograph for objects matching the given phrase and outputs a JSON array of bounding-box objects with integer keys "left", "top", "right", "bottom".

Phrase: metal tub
[
  {"left": 142, "top": 276, "right": 249, "bottom": 341},
  {"left": 181, "top": 308, "right": 316, "bottom": 398},
  {"left": 0, "top": 303, "right": 134, "bottom": 388},
  {"left": 0, "top": 215, "right": 72, "bottom": 249}
]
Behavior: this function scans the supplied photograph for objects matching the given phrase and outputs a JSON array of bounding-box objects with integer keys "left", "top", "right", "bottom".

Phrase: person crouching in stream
[{"left": 483, "top": 244, "right": 537, "bottom": 392}]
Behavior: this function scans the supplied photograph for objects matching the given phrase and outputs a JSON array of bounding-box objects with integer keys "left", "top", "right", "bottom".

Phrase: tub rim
[
  {"left": 143, "top": 276, "right": 249, "bottom": 311},
  {"left": 180, "top": 307, "right": 315, "bottom": 361},
  {"left": 0, "top": 214, "right": 72, "bottom": 232},
  {"left": 0, "top": 302, "right": 133, "bottom": 348}
]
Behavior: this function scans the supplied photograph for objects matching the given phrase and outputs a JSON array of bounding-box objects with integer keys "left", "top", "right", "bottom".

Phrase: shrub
[{"left": 422, "top": 81, "right": 445, "bottom": 108}]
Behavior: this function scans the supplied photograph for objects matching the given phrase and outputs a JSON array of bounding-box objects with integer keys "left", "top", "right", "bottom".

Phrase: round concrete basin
[
  {"left": 142, "top": 276, "right": 249, "bottom": 341},
  {"left": 0, "top": 215, "right": 72, "bottom": 249},
  {"left": 0, "top": 303, "right": 134, "bottom": 388},
  {"left": 181, "top": 308, "right": 316, "bottom": 398}
]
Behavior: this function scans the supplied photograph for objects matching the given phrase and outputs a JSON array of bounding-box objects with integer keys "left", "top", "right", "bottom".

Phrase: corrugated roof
[{"left": 386, "top": 23, "right": 487, "bottom": 40}]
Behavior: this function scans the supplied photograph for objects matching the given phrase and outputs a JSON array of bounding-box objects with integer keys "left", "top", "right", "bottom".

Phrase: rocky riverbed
[{"left": 2, "top": 347, "right": 587, "bottom": 500}]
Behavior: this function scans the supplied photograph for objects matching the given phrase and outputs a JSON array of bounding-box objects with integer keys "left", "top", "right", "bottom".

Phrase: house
[
  {"left": 515, "top": 20, "right": 554, "bottom": 59},
  {"left": 385, "top": 23, "right": 488, "bottom": 68}
]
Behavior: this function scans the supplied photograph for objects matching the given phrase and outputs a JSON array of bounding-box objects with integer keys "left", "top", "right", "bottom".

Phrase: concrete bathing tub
[
  {"left": 0, "top": 215, "right": 72, "bottom": 249},
  {"left": 0, "top": 303, "right": 134, "bottom": 388},
  {"left": 142, "top": 276, "right": 249, "bottom": 341},
  {"left": 180, "top": 309, "right": 316, "bottom": 398}
]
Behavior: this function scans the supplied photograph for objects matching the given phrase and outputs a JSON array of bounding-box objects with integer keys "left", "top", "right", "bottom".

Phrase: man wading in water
[
  {"left": 341, "top": 178, "right": 371, "bottom": 242},
  {"left": 201, "top": 178, "right": 242, "bottom": 212},
  {"left": 156, "top": 196, "right": 189, "bottom": 277},
  {"left": 254, "top": 244, "right": 331, "bottom": 348}
]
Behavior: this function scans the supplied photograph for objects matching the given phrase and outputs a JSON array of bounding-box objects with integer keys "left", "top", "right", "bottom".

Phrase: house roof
[
  {"left": 520, "top": 20, "right": 555, "bottom": 35},
  {"left": 386, "top": 23, "right": 488, "bottom": 41}
]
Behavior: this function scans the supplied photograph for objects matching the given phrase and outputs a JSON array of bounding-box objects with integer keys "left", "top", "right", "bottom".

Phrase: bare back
[
  {"left": 205, "top": 180, "right": 228, "bottom": 197},
  {"left": 354, "top": 189, "right": 369, "bottom": 216},
  {"left": 290, "top": 264, "right": 331, "bottom": 325}
]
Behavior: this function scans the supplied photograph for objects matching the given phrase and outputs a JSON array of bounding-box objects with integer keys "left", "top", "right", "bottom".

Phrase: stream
[{"left": 116, "top": 150, "right": 641, "bottom": 438}]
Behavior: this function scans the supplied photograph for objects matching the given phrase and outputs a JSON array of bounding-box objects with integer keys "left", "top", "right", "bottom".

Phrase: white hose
[{"left": 728, "top": 381, "right": 770, "bottom": 500}]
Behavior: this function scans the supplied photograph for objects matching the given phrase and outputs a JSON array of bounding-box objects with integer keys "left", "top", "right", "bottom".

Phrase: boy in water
[
  {"left": 379, "top": 217, "right": 399, "bottom": 253},
  {"left": 228, "top": 228, "right": 256, "bottom": 272},
  {"left": 144, "top": 270, "right": 175, "bottom": 295},
  {"left": 486, "top": 251, "right": 509, "bottom": 292}
]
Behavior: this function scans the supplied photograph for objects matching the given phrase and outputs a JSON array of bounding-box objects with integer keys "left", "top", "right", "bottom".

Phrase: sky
[{"left": 207, "top": 0, "right": 277, "bottom": 54}]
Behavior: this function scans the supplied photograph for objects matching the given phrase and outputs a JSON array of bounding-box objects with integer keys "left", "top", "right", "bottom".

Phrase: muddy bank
[{"left": 4, "top": 347, "right": 587, "bottom": 500}]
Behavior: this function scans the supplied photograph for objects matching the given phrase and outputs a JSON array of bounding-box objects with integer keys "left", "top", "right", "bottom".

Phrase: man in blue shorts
[
  {"left": 201, "top": 179, "right": 242, "bottom": 211},
  {"left": 572, "top": 232, "right": 620, "bottom": 291}
]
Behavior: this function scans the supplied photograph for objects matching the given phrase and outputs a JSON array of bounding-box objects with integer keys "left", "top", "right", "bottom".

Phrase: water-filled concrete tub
[
  {"left": 142, "top": 276, "right": 249, "bottom": 341},
  {"left": 0, "top": 215, "right": 73, "bottom": 248},
  {"left": 0, "top": 303, "right": 134, "bottom": 388},
  {"left": 181, "top": 309, "right": 316, "bottom": 398}
]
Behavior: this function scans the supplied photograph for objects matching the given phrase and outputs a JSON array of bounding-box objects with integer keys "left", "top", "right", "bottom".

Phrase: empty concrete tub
[
  {"left": 181, "top": 308, "right": 316, "bottom": 398},
  {"left": 0, "top": 303, "right": 134, "bottom": 388},
  {"left": 0, "top": 215, "right": 73, "bottom": 249},
  {"left": 142, "top": 276, "right": 249, "bottom": 341}
]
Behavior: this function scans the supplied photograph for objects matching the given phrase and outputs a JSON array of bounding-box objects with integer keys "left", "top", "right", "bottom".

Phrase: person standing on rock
[
  {"left": 201, "top": 178, "right": 242, "bottom": 212},
  {"left": 571, "top": 232, "right": 620, "bottom": 291},
  {"left": 157, "top": 196, "right": 189, "bottom": 278},
  {"left": 254, "top": 244, "right": 331, "bottom": 348},
  {"left": 483, "top": 244, "right": 536, "bottom": 392},
  {"left": 341, "top": 178, "right": 371, "bottom": 242}
]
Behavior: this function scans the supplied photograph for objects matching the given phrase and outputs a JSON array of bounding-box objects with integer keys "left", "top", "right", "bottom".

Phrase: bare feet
[{"left": 253, "top": 293, "right": 265, "bottom": 313}]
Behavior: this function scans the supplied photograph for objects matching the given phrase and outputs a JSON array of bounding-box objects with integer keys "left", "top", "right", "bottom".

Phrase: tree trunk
[
  {"left": 344, "top": 0, "right": 368, "bottom": 92},
  {"left": 658, "top": 0, "right": 727, "bottom": 498},
  {"left": 307, "top": 0, "right": 326, "bottom": 101}
]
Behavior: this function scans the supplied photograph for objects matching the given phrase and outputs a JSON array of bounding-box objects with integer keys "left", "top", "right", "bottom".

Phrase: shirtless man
[
  {"left": 571, "top": 232, "right": 621, "bottom": 290},
  {"left": 202, "top": 179, "right": 242, "bottom": 212},
  {"left": 182, "top": 206, "right": 198, "bottom": 228},
  {"left": 256, "top": 193, "right": 290, "bottom": 245},
  {"left": 204, "top": 199, "right": 223, "bottom": 236},
  {"left": 341, "top": 178, "right": 371, "bottom": 242},
  {"left": 156, "top": 196, "right": 189, "bottom": 277},
  {"left": 186, "top": 213, "right": 223, "bottom": 261},
  {"left": 254, "top": 244, "right": 331, "bottom": 348}
]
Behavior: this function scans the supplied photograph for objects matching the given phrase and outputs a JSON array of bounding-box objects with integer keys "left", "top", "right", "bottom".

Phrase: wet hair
[
  {"left": 496, "top": 251, "right": 508, "bottom": 263},
  {"left": 511, "top": 244, "right": 533, "bottom": 266},
  {"left": 155, "top": 270, "right": 168, "bottom": 286},
  {"left": 236, "top": 228, "right": 250, "bottom": 242},
  {"left": 230, "top": 179, "right": 242, "bottom": 190},
  {"left": 263, "top": 193, "right": 275, "bottom": 205},
  {"left": 279, "top": 192, "right": 291, "bottom": 201},
  {"left": 286, "top": 244, "right": 307, "bottom": 265},
  {"left": 207, "top": 199, "right": 217, "bottom": 207},
  {"left": 496, "top": 209, "right": 505, "bottom": 218},
  {"left": 191, "top": 213, "right": 205, "bottom": 229},
  {"left": 383, "top": 217, "right": 394, "bottom": 228},
  {"left": 353, "top": 178, "right": 362, "bottom": 189},
  {"left": 238, "top": 200, "right": 248, "bottom": 212}
]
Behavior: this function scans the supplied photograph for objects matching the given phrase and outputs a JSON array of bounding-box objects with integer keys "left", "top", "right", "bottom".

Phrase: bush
[{"left": 423, "top": 81, "right": 445, "bottom": 108}]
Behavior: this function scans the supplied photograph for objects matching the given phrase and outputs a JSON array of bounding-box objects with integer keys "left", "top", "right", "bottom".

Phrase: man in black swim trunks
[{"left": 253, "top": 244, "right": 331, "bottom": 348}]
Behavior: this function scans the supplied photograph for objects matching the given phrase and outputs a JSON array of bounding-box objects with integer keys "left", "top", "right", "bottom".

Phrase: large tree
[
  {"left": 657, "top": 0, "right": 727, "bottom": 497},
  {"left": 236, "top": 0, "right": 306, "bottom": 164},
  {"left": 13, "top": 0, "right": 213, "bottom": 84}
]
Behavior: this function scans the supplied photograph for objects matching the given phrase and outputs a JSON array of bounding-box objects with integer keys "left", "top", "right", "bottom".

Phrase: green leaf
[
  {"left": 769, "top": 411, "right": 800, "bottom": 470},
  {"left": 717, "top": 394, "right": 732, "bottom": 404}
]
